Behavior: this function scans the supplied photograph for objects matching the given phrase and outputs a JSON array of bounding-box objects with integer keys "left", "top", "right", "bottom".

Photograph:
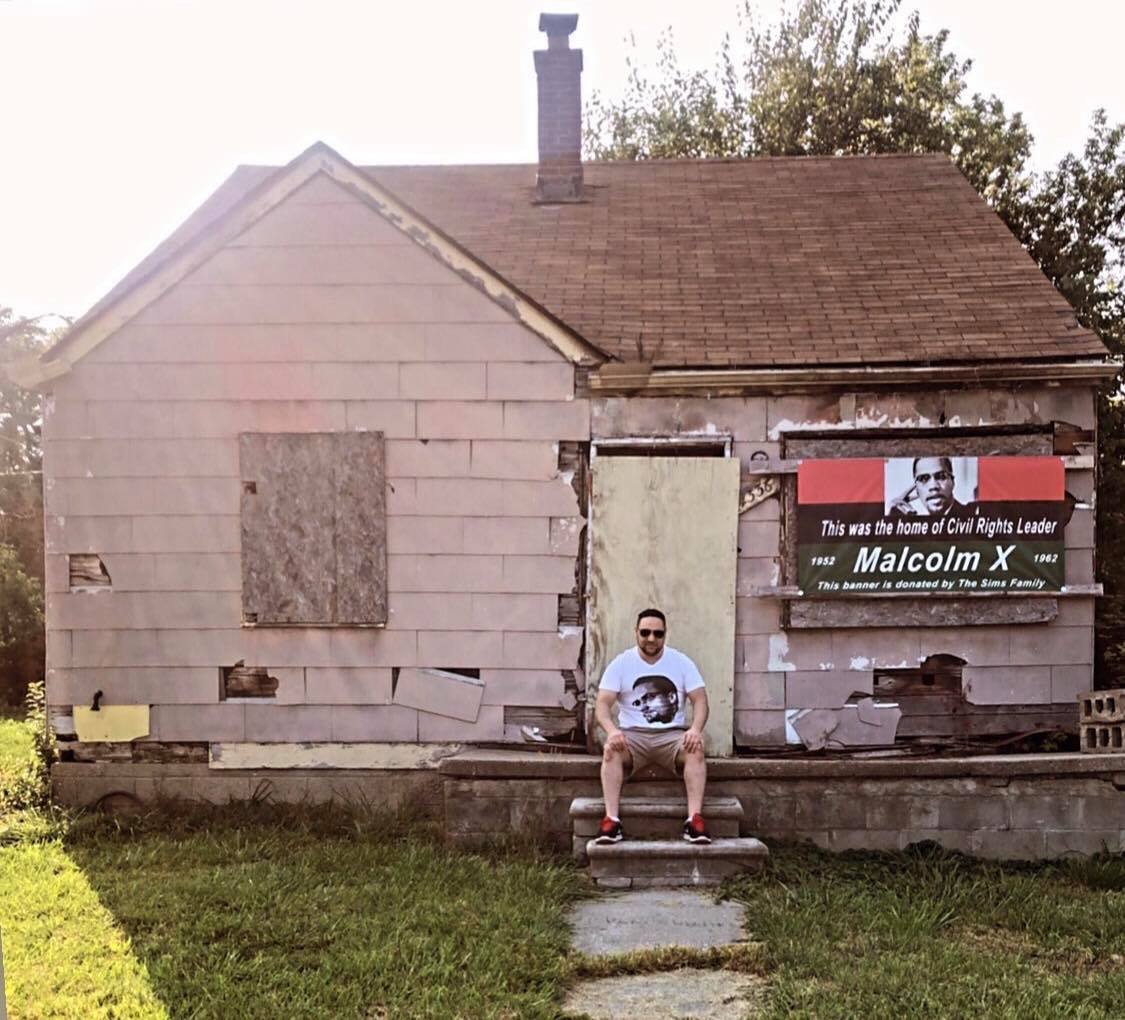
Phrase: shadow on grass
[{"left": 57, "top": 797, "right": 587, "bottom": 1020}]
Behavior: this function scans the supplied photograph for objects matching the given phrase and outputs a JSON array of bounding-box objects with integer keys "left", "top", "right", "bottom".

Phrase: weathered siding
[
  {"left": 44, "top": 173, "right": 585, "bottom": 747},
  {"left": 591, "top": 388, "right": 1098, "bottom": 749}
]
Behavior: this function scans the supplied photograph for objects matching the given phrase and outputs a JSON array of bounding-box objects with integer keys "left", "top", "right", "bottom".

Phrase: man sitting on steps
[{"left": 593, "top": 608, "right": 711, "bottom": 845}]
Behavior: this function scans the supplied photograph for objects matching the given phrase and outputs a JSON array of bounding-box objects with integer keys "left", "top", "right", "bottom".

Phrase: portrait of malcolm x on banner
[
  {"left": 884, "top": 456, "right": 979, "bottom": 518},
  {"left": 631, "top": 675, "right": 679, "bottom": 724}
]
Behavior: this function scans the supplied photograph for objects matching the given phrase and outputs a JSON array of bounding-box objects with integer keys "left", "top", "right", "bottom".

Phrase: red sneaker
[
  {"left": 594, "top": 816, "right": 624, "bottom": 844},
  {"left": 682, "top": 814, "right": 712, "bottom": 844}
]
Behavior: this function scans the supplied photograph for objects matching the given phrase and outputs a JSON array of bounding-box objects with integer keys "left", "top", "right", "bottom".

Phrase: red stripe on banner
[
  {"left": 977, "top": 456, "right": 1065, "bottom": 501},
  {"left": 798, "top": 459, "right": 885, "bottom": 504}
]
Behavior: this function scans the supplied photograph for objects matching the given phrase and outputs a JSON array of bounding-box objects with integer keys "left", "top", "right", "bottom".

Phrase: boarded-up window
[{"left": 240, "top": 432, "right": 387, "bottom": 625}]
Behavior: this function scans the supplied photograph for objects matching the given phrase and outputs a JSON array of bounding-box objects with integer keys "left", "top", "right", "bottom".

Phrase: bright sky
[{"left": 2, "top": 0, "right": 1122, "bottom": 321}]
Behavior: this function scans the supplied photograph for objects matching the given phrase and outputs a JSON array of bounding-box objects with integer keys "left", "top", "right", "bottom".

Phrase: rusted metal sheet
[{"left": 240, "top": 431, "right": 386, "bottom": 624}]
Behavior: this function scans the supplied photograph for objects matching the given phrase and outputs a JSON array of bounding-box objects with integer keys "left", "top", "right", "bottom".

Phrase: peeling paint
[
  {"left": 768, "top": 633, "right": 795, "bottom": 672},
  {"left": 850, "top": 656, "right": 872, "bottom": 670}
]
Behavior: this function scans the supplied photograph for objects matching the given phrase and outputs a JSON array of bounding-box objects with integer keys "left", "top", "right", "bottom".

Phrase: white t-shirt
[{"left": 599, "top": 645, "right": 705, "bottom": 730}]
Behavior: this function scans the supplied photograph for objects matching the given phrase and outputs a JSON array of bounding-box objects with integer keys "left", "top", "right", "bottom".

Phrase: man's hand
[
  {"left": 681, "top": 729, "right": 705, "bottom": 754},
  {"left": 889, "top": 481, "right": 919, "bottom": 516},
  {"left": 603, "top": 729, "right": 628, "bottom": 755}
]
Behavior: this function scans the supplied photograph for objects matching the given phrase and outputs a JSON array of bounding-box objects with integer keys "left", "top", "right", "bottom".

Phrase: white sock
[{"left": 608, "top": 815, "right": 620, "bottom": 823}]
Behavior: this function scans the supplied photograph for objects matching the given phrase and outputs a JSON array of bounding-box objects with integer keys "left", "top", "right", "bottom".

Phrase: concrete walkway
[{"left": 563, "top": 889, "right": 764, "bottom": 1019}]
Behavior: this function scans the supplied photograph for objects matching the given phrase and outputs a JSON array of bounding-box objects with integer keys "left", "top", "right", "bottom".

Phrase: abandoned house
[{"left": 11, "top": 14, "right": 1124, "bottom": 860}]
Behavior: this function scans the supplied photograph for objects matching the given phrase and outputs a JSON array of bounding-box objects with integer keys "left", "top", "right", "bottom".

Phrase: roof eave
[{"left": 589, "top": 358, "right": 1122, "bottom": 396}]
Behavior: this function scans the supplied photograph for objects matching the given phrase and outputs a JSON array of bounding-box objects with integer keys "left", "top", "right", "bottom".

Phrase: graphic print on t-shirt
[
  {"left": 631, "top": 675, "right": 678, "bottom": 724},
  {"left": 599, "top": 645, "right": 705, "bottom": 730}
]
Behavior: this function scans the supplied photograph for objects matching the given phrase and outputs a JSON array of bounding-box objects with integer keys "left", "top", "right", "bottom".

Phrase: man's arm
[
  {"left": 682, "top": 688, "right": 709, "bottom": 753},
  {"left": 595, "top": 689, "right": 628, "bottom": 753}
]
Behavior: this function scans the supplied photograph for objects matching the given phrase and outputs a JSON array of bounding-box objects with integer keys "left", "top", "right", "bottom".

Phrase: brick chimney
[{"left": 534, "top": 13, "right": 583, "bottom": 202}]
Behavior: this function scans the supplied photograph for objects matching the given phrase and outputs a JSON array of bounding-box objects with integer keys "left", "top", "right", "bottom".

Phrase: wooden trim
[
  {"left": 746, "top": 454, "right": 1095, "bottom": 475},
  {"left": 752, "top": 584, "right": 1102, "bottom": 599},
  {"left": 589, "top": 359, "right": 1120, "bottom": 395},
  {"left": 18, "top": 143, "right": 603, "bottom": 388}
]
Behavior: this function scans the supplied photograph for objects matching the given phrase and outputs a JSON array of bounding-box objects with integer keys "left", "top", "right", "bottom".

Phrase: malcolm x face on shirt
[{"left": 631, "top": 675, "right": 679, "bottom": 724}]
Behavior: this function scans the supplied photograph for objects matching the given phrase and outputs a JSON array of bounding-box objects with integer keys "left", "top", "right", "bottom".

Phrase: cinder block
[
  {"left": 502, "top": 630, "right": 581, "bottom": 669},
  {"left": 785, "top": 671, "right": 873, "bottom": 709},
  {"left": 500, "top": 555, "right": 576, "bottom": 593},
  {"left": 386, "top": 516, "right": 465, "bottom": 554},
  {"left": 734, "top": 709, "right": 787, "bottom": 746},
  {"left": 734, "top": 672, "right": 786, "bottom": 710},
  {"left": 503, "top": 400, "right": 590, "bottom": 440},
  {"left": 243, "top": 705, "right": 333, "bottom": 741},
  {"left": 400, "top": 363, "right": 487, "bottom": 400},
  {"left": 385, "top": 439, "right": 470, "bottom": 477},
  {"left": 344, "top": 400, "right": 417, "bottom": 437},
  {"left": 865, "top": 797, "right": 939, "bottom": 830},
  {"left": 963, "top": 666, "right": 1052, "bottom": 705},
  {"left": 330, "top": 704, "right": 419, "bottom": 741},
  {"left": 795, "top": 795, "right": 867, "bottom": 829},
  {"left": 936, "top": 796, "right": 1009, "bottom": 831},
  {"left": 394, "top": 667, "right": 485, "bottom": 722},
  {"left": 486, "top": 363, "right": 574, "bottom": 401},
  {"left": 470, "top": 593, "right": 557, "bottom": 631},
  {"left": 549, "top": 517, "right": 583, "bottom": 556},
  {"left": 418, "top": 705, "right": 505, "bottom": 741},
  {"left": 1046, "top": 830, "right": 1123, "bottom": 857},
  {"left": 417, "top": 631, "right": 504, "bottom": 668},
  {"left": 470, "top": 440, "right": 558, "bottom": 480},
  {"left": 1008, "top": 795, "right": 1084, "bottom": 830},
  {"left": 417, "top": 401, "right": 505, "bottom": 439},
  {"left": 969, "top": 829, "right": 1047, "bottom": 861},
  {"left": 464, "top": 517, "right": 550, "bottom": 555},
  {"left": 305, "top": 667, "right": 393, "bottom": 704},
  {"left": 1079, "top": 689, "right": 1125, "bottom": 723},
  {"left": 387, "top": 553, "right": 503, "bottom": 592},
  {"left": 479, "top": 669, "right": 566, "bottom": 706},
  {"left": 151, "top": 703, "right": 246, "bottom": 741}
]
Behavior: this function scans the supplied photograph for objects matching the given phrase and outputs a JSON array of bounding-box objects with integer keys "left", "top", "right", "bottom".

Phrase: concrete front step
[
  {"left": 586, "top": 837, "right": 769, "bottom": 888},
  {"left": 570, "top": 796, "right": 743, "bottom": 860}
]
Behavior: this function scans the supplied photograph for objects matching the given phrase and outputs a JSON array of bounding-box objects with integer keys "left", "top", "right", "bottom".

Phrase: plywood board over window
[{"left": 240, "top": 432, "right": 387, "bottom": 625}]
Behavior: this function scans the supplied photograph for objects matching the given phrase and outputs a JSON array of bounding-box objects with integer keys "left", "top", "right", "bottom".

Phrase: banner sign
[{"left": 797, "top": 456, "right": 1066, "bottom": 596}]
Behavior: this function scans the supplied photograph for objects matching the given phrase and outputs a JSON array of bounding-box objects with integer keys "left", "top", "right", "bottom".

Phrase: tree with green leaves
[
  {"left": 0, "top": 307, "right": 54, "bottom": 704},
  {"left": 586, "top": 0, "right": 1125, "bottom": 680}
]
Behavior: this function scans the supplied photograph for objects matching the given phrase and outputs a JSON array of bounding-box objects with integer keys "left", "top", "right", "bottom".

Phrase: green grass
[
  {"left": 724, "top": 842, "right": 1125, "bottom": 1020},
  {"left": 5, "top": 722, "right": 1125, "bottom": 1019}
]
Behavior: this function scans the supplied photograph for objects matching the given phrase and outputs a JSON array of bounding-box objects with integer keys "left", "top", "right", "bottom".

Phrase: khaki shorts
[{"left": 621, "top": 727, "right": 687, "bottom": 777}]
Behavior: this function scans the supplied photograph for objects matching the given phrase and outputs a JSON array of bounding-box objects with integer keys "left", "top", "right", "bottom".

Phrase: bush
[
  {"left": 0, "top": 543, "right": 44, "bottom": 706},
  {"left": 0, "top": 679, "right": 54, "bottom": 816}
]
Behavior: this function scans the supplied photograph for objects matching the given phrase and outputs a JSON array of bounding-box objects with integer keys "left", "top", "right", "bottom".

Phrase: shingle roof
[
  {"left": 370, "top": 155, "right": 1105, "bottom": 367},
  {"left": 64, "top": 153, "right": 1107, "bottom": 370}
]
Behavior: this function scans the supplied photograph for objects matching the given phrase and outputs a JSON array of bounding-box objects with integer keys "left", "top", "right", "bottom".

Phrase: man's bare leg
[
  {"left": 601, "top": 744, "right": 632, "bottom": 819},
  {"left": 680, "top": 747, "right": 707, "bottom": 817}
]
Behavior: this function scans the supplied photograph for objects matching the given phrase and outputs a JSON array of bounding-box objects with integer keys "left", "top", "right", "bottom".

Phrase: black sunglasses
[{"left": 638, "top": 628, "right": 665, "bottom": 638}]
